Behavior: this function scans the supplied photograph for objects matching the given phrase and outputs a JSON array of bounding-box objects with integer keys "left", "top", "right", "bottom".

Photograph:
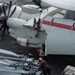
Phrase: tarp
[{"left": 63, "top": 65, "right": 75, "bottom": 75}]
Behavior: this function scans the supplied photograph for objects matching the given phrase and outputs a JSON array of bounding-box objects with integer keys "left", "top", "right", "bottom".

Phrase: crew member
[{"left": 38, "top": 57, "right": 51, "bottom": 75}]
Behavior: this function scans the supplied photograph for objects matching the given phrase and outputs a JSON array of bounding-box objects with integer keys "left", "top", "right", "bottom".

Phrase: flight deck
[{"left": 0, "top": 0, "right": 75, "bottom": 75}]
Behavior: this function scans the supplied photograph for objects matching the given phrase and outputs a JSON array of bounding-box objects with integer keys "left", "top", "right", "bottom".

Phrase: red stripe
[
  {"left": 18, "top": 10, "right": 23, "bottom": 18},
  {"left": 42, "top": 20, "right": 75, "bottom": 30}
]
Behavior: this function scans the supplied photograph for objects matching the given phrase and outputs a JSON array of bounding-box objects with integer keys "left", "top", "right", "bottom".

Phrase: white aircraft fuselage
[
  {"left": 1, "top": 0, "right": 75, "bottom": 56},
  {"left": 7, "top": 14, "right": 75, "bottom": 55}
]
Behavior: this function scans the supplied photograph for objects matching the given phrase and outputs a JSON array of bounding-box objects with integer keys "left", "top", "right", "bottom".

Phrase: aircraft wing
[
  {"left": 0, "top": 66, "right": 29, "bottom": 74},
  {"left": 0, "top": 49, "right": 20, "bottom": 57},
  {"left": 41, "top": 0, "right": 75, "bottom": 11}
]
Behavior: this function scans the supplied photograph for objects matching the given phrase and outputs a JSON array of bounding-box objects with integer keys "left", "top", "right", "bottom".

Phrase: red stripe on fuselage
[
  {"left": 18, "top": 10, "right": 23, "bottom": 18},
  {"left": 42, "top": 20, "right": 75, "bottom": 30}
]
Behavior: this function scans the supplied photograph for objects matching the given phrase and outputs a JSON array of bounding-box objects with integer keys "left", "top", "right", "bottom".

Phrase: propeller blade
[
  {"left": 7, "top": 1, "right": 12, "bottom": 17},
  {"left": 2, "top": 6, "right": 6, "bottom": 19},
  {"left": 6, "top": 26, "right": 9, "bottom": 34},
  {"left": 0, "top": 20, "right": 9, "bottom": 39},
  {"left": 9, "top": 6, "right": 16, "bottom": 17},
  {"left": 1, "top": 26, "right": 6, "bottom": 39},
  {"left": 0, "top": 23, "right": 4, "bottom": 31},
  {"left": 0, "top": 17, "right": 5, "bottom": 24},
  {"left": 0, "top": 49, "right": 20, "bottom": 57}
]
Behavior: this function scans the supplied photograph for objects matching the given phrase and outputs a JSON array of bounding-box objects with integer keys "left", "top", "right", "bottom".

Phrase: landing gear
[{"left": 36, "top": 44, "right": 45, "bottom": 57}]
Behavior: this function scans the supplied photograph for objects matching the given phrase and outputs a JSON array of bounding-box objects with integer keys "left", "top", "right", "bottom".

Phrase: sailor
[{"left": 38, "top": 57, "right": 51, "bottom": 75}]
